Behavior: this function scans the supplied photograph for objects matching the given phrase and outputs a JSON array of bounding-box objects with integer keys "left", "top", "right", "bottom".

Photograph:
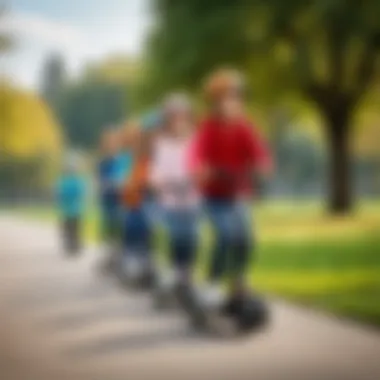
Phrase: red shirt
[{"left": 193, "top": 116, "right": 271, "bottom": 199}]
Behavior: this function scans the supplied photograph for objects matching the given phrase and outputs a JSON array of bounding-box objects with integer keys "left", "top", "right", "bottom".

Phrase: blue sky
[{"left": 2, "top": 0, "right": 152, "bottom": 89}]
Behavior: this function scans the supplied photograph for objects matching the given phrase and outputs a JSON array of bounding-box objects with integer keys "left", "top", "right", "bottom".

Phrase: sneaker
[
  {"left": 178, "top": 285, "right": 207, "bottom": 330},
  {"left": 222, "top": 294, "right": 245, "bottom": 317},
  {"left": 153, "top": 270, "right": 177, "bottom": 309},
  {"left": 122, "top": 255, "right": 143, "bottom": 282},
  {"left": 140, "top": 267, "right": 157, "bottom": 289},
  {"left": 199, "top": 284, "right": 226, "bottom": 311}
]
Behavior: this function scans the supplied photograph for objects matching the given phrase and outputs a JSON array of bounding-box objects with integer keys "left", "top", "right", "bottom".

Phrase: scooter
[
  {"left": 182, "top": 285, "right": 270, "bottom": 337},
  {"left": 117, "top": 253, "right": 157, "bottom": 290}
]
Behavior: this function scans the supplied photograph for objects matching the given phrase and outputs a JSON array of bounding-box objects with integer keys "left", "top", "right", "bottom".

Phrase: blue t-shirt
[
  {"left": 116, "top": 151, "right": 133, "bottom": 183},
  {"left": 98, "top": 155, "right": 122, "bottom": 209},
  {"left": 98, "top": 152, "right": 134, "bottom": 212},
  {"left": 56, "top": 175, "right": 86, "bottom": 217},
  {"left": 98, "top": 155, "right": 119, "bottom": 184}
]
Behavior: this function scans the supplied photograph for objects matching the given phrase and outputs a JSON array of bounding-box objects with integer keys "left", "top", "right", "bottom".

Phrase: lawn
[
  {"left": 252, "top": 201, "right": 380, "bottom": 326},
  {"left": 8, "top": 199, "right": 380, "bottom": 327}
]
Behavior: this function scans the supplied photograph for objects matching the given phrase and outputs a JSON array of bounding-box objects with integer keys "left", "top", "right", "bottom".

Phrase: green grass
[
  {"left": 7, "top": 199, "right": 380, "bottom": 327},
  {"left": 251, "top": 201, "right": 380, "bottom": 326}
]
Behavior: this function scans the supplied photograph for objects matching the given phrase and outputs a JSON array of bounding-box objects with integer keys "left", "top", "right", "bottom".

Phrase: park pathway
[{"left": 0, "top": 216, "right": 379, "bottom": 380}]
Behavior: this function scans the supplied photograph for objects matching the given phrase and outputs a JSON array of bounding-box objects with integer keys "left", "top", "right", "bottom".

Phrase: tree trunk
[{"left": 325, "top": 108, "right": 353, "bottom": 214}]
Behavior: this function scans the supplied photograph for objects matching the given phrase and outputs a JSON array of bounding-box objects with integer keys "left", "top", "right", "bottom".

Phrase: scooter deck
[{"left": 184, "top": 294, "right": 270, "bottom": 338}]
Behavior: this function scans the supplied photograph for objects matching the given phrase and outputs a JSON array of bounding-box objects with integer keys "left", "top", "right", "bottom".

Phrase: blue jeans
[
  {"left": 164, "top": 208, "right": 199, "bottom": 269},
  {"left": 204, "top": 199, "right": 254, "bottom": 281},
  {"left": 123, "top": 205, "right": 152, "bottom": 257},
  {"left": 100, "top": 203, "right": 122, "bottom": 243}
]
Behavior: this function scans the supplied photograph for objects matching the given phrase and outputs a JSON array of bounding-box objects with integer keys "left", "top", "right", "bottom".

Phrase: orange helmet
[{"left": 203, "top": 68, "right": 245, "bottom": 101}]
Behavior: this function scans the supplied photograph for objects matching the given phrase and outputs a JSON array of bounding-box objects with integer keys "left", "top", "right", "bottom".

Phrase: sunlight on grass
[
  {"left": 253, "top": 269, "right": 380, "bottom": 295},
  {"left": 256, "top": 199, "right": 380, "bottom": 243}
]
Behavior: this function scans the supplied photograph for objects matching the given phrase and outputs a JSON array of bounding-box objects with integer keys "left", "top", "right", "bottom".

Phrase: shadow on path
[
  {"left": 63, "top": 325, "right": 211, "bottom": 359},
  {"left": 37, "top": 299, "right": 158, "bottom": 331}
]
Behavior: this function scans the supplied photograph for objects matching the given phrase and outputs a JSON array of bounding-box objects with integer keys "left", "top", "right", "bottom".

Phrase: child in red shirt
[{"left": 192, "top": 69, "right": 272, "bottom": 314}]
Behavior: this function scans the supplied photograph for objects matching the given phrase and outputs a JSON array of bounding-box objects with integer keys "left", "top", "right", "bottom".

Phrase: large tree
[
  {"left": 0, "top": 83, "right": 62, "bottom": 199},
  {"left": 40, "top": 53, "right": 67, "bottom": 112},
  {"left": 145, "top": 0, "right": 380, "bottom": 213},
  {"left": 0, "top": 6, "right": 13, "bottom": 52}
]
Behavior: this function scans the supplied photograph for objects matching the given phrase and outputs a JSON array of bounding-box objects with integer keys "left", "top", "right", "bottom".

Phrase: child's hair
[
  {"left": 141, "top": 110, "right": 163, "bottom": 132},
  {"left": 203, "top": 68, "right": 245, "bottom": 101},
  {"left": 99, "top": 127, "right": 120, "bottom": 155},
  {"left": 121, "top": 120, "right": 140, "bottom": 150},
  {"left": 160, "top": 92, "right": 195, "bottom": 136},
  {"left": 162, "top": 93, "right": 191, "bottom": 116},
  {"left": 132, "top": 128, "right": 153, "bottom": 158}
]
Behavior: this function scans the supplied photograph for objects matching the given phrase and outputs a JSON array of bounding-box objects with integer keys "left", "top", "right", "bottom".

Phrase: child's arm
[
  {"left": 242, "top": 123, "right": 273, "bottom": 177},
  {"left": 115, "top": 153, "right": 132, "bottom": 190},
  {"left": 122, "top": 160, "right": 149, "bottom": 207},
  {"left": 149, "top": 140, "right": 171, "bottom": 192},
  {"left": 188, "top": 125, "right": 214, "bottom": 186},
  {"left": 241, "top": 123, "right": 273, "bottom": 198}
]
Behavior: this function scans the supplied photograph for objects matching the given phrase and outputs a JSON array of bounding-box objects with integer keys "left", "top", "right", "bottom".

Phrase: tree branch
[{"left": 352, "top": 35, "right": 380, "bottom": 101}]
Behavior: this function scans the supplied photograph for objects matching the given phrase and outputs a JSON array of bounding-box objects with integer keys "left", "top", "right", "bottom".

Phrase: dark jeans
[
  {"left": 62, "top": 217, "right": 81, "bottom": 254},
  {"left": 204, "top": 198, "right": 254, "bottom": 281},
  {"left": 164, "top": 208, "right": 199, "bottom": 270},
  {"left": 123, "top": 206, "right": 152, "bottom": 257},
  {"left": 100, "top": 203, "right": 122, "bottom": 244}
]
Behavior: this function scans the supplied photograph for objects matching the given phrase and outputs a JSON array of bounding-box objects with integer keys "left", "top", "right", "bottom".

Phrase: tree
[
  {"left": 56, "top": 56, "right": 134, "bottom": 149},
  {"left": 145, "top": 0, "right": 380, "bottom": 213},
  {"left": 0, "top": 6, "right": 13, "bottom": 52},
  {"left": 58, "top": 79, "right": 127, "bottom": 149},
  {"left": 142, "top": 0, "right": 253, "bottom": 103},
  {"left": 40, "top": 53, "right": 67, "bottom": 113},
  {"left": 0, "top": 82, "right": 61, "bottom": 158},
  {"left": 0, "top": 83, "right": 62, "bottom": 199}
]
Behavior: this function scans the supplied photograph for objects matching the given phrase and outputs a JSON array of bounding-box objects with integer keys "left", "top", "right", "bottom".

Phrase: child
[
  {"left": 117, "top": 123, "right": 136, "bottom": 186},
  {"left": 193, "top": 69, "right": 272, "bottom": 315},
  {"left": 121, "top": 128, "right": 155, "bottom": 285},
  {"left": 97, "top": 128, "right": 124, "bottom": 269},
  {"left": 149, "top": 94, "right": 200, "bottom": 303},
  {"left": 56, "top": 152, "right": 86, "bottom": 256},
  {"left": 117, "top": 122, "right": 137, "bottom": 255}
]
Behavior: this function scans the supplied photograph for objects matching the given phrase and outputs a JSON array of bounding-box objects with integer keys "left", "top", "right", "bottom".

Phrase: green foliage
[
  {"left": 145, "top": 0, "right": 380, "bottom": 106},
  {"left": 143, "top": 0, "right": 380, "bottom": 212},
  {"left": 142, "top": 0, "right": 253, "bottom": 103},
  {"left": 0, "top": 82, "right": 61, "bottom": 158},
  {"left": 58, "top": 78, "right": 126, "bottom": 149},
  {"left": 53, "top": 56, "right": 139, "bottom": 149},
  {"left": 0, "top": 83, "right": 62, "bottom": 196},
  {"left": 0, "top": 155, "right": 54, "bottom": 200}
]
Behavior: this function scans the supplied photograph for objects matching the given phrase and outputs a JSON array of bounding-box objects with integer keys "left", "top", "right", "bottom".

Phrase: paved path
[{"left": 0, "top": 217, "right": 379, "bottom": 380}]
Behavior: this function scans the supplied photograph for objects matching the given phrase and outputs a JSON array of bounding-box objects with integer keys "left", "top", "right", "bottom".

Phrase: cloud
[
  {"left": 0, "top": 5, "right": 150, "bottom": 90},
  {"left": 0, "top": 11, "right": 85, "bottom": 50}
]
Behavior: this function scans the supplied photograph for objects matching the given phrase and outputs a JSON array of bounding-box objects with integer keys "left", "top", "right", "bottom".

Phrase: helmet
[
  {"left": 162, "top": 92, "right": 192, "bottom": 116},
  {"left": 141, "top": 109, "right": 163, "bottom": 131},
  {"left": 203, "top": 68, "right": 245, "bottom": 101},
  {"left": 64, "top": 151, "right": 82, "bottom": 172}
]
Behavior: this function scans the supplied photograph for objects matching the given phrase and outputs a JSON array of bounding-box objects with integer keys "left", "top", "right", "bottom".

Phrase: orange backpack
[{"left": 122, "top": 157, "right": 150, "bottom": 208}]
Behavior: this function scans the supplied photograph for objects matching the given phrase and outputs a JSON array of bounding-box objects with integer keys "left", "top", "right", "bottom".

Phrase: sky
[{"left": 1, "top": 0, "right": 152, "bottom": 90}]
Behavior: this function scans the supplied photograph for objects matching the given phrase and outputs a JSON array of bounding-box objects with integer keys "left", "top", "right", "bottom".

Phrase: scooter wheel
[{"left": 236, "top": 296, "right": 270, "bottom": 333}]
